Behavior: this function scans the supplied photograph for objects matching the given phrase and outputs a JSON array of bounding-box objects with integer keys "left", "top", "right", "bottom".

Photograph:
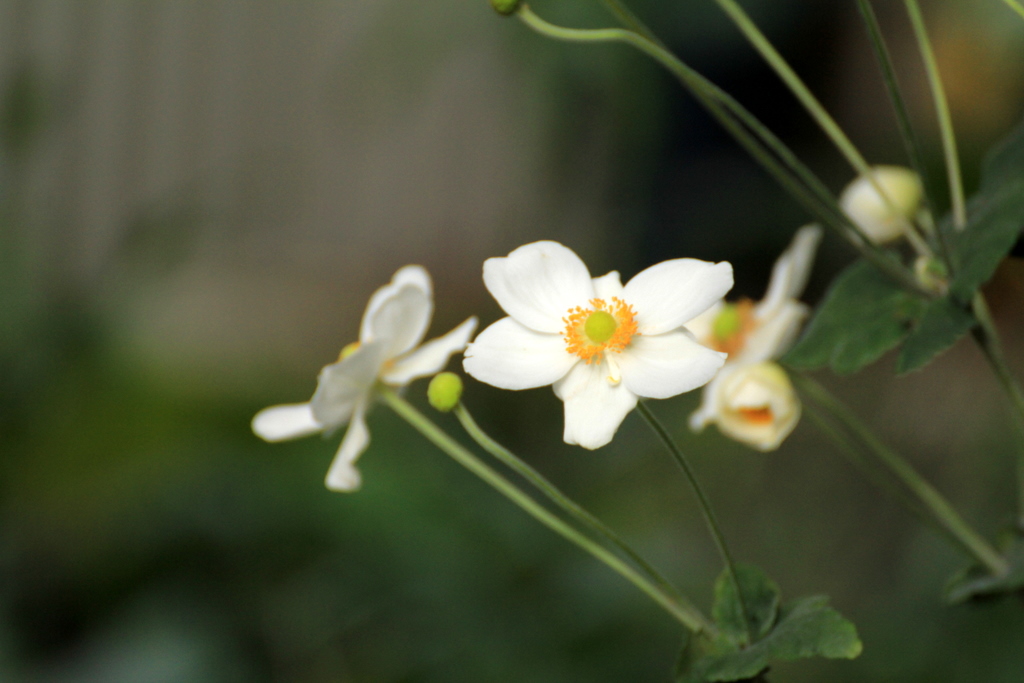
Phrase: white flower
[
  {"left": 839, "top": 165, "right": 923, "bottom": 244},
  {"left": 698, "top": 362, "right": 800, "bottom": 452},
  {"left": 252, "top": 266, "right": 477, "bottom": 491},
  {"left": 688, "top": 225, "right": 821, "bottom": 450},
  {"left": 463, "top": 240, "right": 733, "bottom": 449}
]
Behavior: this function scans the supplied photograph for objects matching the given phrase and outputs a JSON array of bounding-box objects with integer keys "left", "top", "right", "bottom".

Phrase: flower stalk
[
  {"left": 514, "top": 5, "right": 930, "bottom": 299},
  {"left": 637, "top": 400, "right": 752, "bottom": 644},
  {"left": 381, "top": 388, "right": 715, "bottom": 634},
  {"left": 969, "top": 294, "right": 1024, "bottom": 531},
  {"left": 453, "top": 402, "right": 688, "bottom": 610},
  {"left": 793, "top": 373, "right": 1008, "bottom": 576},
  {"left": 903, "top": 0, "right": 966, "bottom": 230}
]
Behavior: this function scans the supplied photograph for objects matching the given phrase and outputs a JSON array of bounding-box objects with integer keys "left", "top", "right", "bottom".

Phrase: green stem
[
  {"left": 970, "top": 293, "right": 1024, "bottom": 530},
  {"left": 903, "top": 0, "right": 967, "bottom": 230},
  {"left": 380, "top": 389, "right": 714, "bottom": 633},
  {"left": 599, "top": 0, "right": 661, "bottom": 45},
  {"left": 710, "top": 0, "right": 874, "bottom": 180},
  {"left": 636, "top": 401, "right": 752, "bottom": 644},
  {"left": 793, "top": 373, "right": 1008, "bottom": 575},
  {"left": 711, "top": 0, "right": 925, "bottom": 244},
  {"left": 515, "top": 5, "right": 930, "bottom": 298},
  {"left": 855, "top": 0, "right": 947, "bottom": 261},
  {"left": 454, "top": 403, "right": 687, "bottom": 606},
  {"left": 1001, "top": 0, "right": 1024, "bottom": 20}
]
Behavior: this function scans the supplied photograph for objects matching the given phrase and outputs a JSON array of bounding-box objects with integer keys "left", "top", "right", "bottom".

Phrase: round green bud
[
  {"left": 428, "top": 372, "right": 463, "bottom": 413},
  {"left": 491, "top": 0, "right": 521, "bottom": 16}
]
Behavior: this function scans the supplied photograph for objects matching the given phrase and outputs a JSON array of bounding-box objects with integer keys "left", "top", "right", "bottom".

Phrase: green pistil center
[
  {"left": 712, "top": 304, "right": 741, "bottom": 342},
  {"left": 585, "top": 310, "right": 617, "bottom": 344}
]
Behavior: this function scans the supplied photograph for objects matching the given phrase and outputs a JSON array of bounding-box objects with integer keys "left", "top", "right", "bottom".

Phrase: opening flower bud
[
  {"left": 428, "top": 372, "right": 464, "bottom": 413},
  {"left": 714, "top": 362, "right": 800, "bottom": 451},
  {"left": 839, "top": 165, "right": 923, "bottom": 244}
]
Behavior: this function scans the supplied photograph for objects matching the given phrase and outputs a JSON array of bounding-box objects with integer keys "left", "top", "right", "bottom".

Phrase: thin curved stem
[
  {"left": 516, "top": 5, "right": 930, "bottom": 298},
  {"left": 970, "top": 293, "right": 1024, "bottom": 530},
  {"left": 710, "top": 0, "right": 923, "bottom": 243},
  {"left": 710, "top": 0, "right": 873, "bottom": 179},
  {"left": 1000, "top": 0, "right": 1024, "bottom": 20},
  {"left": 903, "top": 0, "right": 967, "bottom": 230},
  {"left": 380, "top": 389, "right": 715, "bottom": 633},
  {"left": 454, "top": 402, "right": 687, "bottom": 607},
  {"left": 636, "top": 401, "right": 752, "bottom": 644},
  {"left": 793, "top": 373, "right": 1008, "bottom": 575}
]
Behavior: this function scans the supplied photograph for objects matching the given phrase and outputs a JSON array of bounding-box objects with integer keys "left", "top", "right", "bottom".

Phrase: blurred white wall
[{"left": 2, "top": 0, "right": 617, "bottom": 393}]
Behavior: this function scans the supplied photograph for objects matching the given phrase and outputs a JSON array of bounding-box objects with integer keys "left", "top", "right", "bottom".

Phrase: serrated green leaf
[
  {"left": 680, "top": 596, "right": 862, "bottom": 682},
  {"left": 896, "top": 296, "right": 976, "bottom": 374},
  {"left": 783, "top": 259, "right": 928, "bottom": 374},
  {"left": 712, "top": 564, "right": 780, "bottom": 644},
  {"left": 947, "top": 179, "right": 1024, "bottom": 303},
  {"left": 945, "top": 535, "right": 1024, "bottom": 604},
  {"left": 979, "top": 115, "right": 1024, "bottom": 192}
]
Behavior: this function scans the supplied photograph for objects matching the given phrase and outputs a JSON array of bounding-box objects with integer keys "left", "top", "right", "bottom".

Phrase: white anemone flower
[
  {"left": 252, "top": 266, "right": 477, "bottom": 492},
  {"left": 688, "top": 225, "right": 822, "bottom": 450},
  {"left": 463, "top": 240, "right": 733, "bottom": 449}
]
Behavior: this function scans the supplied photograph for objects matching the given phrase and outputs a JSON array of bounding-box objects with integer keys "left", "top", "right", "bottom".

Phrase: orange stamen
[
  {"left": 563, "top": 298, "right": 639, "bottom": 363},
  {"left": 738, "top": 406, "right": 774, "bottom": 425}
]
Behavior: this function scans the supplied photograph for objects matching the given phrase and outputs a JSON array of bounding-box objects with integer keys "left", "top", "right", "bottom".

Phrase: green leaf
[
  {"left": 947, "top": 179, "right": 1024, "bottom": 304},
  {"left": 784, "top": 259, "right": 928, "bottom": 374},
  {"left": 895, "top": 296, "right": 976, "bottom": 374},
  {"left": 979, "top": 115, "right": 1024, "bottom": 192},
  {"left": 945, "top": 534, "right": 1024, "bottom": 604},
  {"left": 712, "top": 564, "right": 781, "bottom": 644},
  {"left": 679, "top": 597, "right": 862, "bottom": 682}
]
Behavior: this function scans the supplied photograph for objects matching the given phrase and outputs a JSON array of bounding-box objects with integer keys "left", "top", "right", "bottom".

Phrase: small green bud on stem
[
  {"left": 428, "top": 372, "right": 463, "bottom": 412},
  {"left": 491, "top": 0, "right": 521, "bottom": 17}
]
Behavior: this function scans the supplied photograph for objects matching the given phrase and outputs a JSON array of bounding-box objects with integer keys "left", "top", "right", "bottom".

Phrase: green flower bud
[
  {"left": 839, "top": 165, "right": 923, "bottom": 244},
  {"left": 914, "top": 255, "right": 949, "bottom": 295},
  {"left": 491, "top": 0, "right": 521, "bottom": 16},
  {"left": 428, "top": 372, "right": 463, "bottom": 412}
]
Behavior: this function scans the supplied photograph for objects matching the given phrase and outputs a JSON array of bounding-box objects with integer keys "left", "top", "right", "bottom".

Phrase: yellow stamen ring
[{"left": 563, "top": 298, "right": 639, "bottom": 364}]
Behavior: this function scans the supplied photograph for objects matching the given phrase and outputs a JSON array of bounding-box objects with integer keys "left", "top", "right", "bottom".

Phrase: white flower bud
[
  {"left": 839, "top": 165, "right": 923, "bottom": 244},
  {"left": 703, "top": 362, "right": 800, "bottom": 451}
]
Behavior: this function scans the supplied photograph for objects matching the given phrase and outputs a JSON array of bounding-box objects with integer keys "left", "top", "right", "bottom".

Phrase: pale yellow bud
[
  {"left": 713, "top": 362, "right": 800, "bottom": 451},
  {"left": 839, "top": 165, "right": 923, "bottom": 244}
]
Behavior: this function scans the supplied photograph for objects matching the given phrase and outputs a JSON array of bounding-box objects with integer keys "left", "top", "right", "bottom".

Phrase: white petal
[
  {"left": 758, "top": 225, "right": 822, "bottom": 319},
  {"left": 310, "top": 342, "right": 388, "bottom": 428},
  {"left": 738, "top": 301, "right": 808, "bottom": 364},
  {"left": 688, "top": 379, "right": 721, "bottom": 432},
  {"left": 363, "top": 283, "right": 433, "bottom": 359},
  {"left": 325, "top": 402, "right": 370, "bottom": 492},
  {"left": 383, "top": 316, "right": 479, "bottom": 385},
  {"left": 463, "top": 317, "right": 577, "bottom": 390},
  {"left": 252, "top": 403, "right": 323, "bottom": 442},
  {"left": 553, "top": 361, "right": 638, "bottom": 449},
  {"left": 623, "top": 259, "right": 734, "bottom": 335},
  {"left": 616, "top": 329, "right": 726, "bottom": 399},
  {"left": 482, "top": 241, "right": 594, "bottom": 333},
  {"left": 592, "top": 271, "right": 625, "bottom": 299},
  {"left": 360, "top": 265, "right": 432, "bottom": 343}
]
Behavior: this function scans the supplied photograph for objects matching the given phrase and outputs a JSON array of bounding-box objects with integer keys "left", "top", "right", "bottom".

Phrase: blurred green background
[{"left": 2, "top": 0, "right": 1024, "bottom": 680}]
